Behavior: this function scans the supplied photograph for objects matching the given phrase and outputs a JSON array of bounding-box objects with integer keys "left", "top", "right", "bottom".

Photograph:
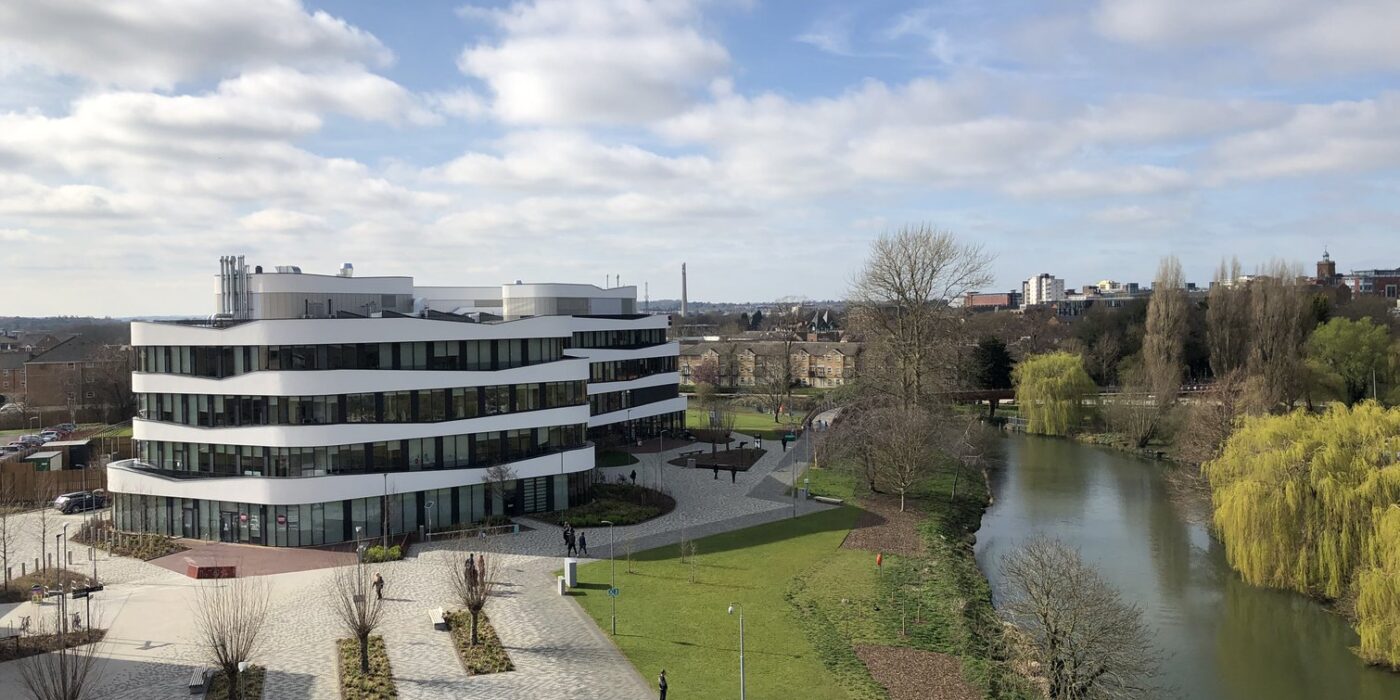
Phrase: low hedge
[
  {"left": 549, "top": 483, "right": 676, "bottom": 527},
  {"left": 73, "top": 520, "right": 187, "bottom": 561},
  {"left": 206, "top": 664, "right": 266, "bottom": 700},
  {"left": 445, "top": 610, "right": 514, "bottom": 675},
  {"left": 0, "top": 628, "right": 106, "bottom": 663},
  {"left": 362, "top": 545, "right": 403, "bottom": 563},
  {"left": 337, "top": 636, "right": 397, "bottom": 700}
]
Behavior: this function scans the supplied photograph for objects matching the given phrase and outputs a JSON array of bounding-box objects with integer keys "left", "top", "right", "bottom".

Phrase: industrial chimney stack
[{"left": 681, "top": 263, "right": 688, "bottom": 318}]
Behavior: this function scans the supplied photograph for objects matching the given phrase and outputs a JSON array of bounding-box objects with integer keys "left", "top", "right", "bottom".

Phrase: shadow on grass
[
  {"left": 615, "top": 633, "right": 807, "bottom": 659},
  {"left": 626, "top": 506, "right": 864, "bottom": 562}
]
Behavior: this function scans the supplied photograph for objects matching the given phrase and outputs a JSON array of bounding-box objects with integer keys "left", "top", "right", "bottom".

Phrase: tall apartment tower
[{"left": 681, "top": 263, "right": 688, "bottom": 318}]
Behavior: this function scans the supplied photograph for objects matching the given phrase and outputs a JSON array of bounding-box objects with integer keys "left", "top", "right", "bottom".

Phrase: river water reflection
[{"left": 974, "top": 435, "right": 1400, "bottom": 700}]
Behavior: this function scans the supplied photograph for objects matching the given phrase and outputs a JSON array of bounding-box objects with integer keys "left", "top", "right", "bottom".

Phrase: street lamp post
[
  {"left": 656, "top": 429, "right": 672, "bottom": 493},
  {"left": 424, "top": 500, "right": 434, "bottom": 543},
  {"left": 601, "top": 519, "right": 616, "bottom": 634},
  {"left": 728, "top": 603, "right": 745, "bottom": 700}
]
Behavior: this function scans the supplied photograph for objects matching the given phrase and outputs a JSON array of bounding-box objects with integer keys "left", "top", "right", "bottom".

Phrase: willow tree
[
  {"left": 1013, "top": 352, "right": 1095, "bottom": 436},
  {"left": 1204, "top": 403, "right": 1400, "bottom": 666},
  {"left": 1358, "top": 505, "right": 1400, "bottom": 669}
]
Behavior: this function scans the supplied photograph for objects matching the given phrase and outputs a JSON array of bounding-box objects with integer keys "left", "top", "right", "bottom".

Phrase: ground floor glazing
[{"left": 111, "top": 470, "right": 591, "bottom": 547}]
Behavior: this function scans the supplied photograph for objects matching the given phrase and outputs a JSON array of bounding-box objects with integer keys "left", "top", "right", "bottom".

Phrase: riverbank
[{"left": 790, "top": 462, "right": 1035, "bottom": 699}]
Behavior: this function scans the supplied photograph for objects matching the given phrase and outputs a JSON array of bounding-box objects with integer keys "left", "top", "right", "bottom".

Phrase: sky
[{"left": 2, "top": 0, "right": 1399, "bottom": 316}]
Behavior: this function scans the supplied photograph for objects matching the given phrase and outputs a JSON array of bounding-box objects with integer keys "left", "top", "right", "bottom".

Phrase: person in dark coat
[
  {"left": 730, "top": 468, "right": 737, "bottom": 483},
  {"left": 578, "top": 531, "right": 588, "bottom": 556},
  {"left": 630, "top": 469, "right": 637, "bottom": 484},
  {"left": 713, "top": 466, "right": 719, "bottom": 479},
  {"left": 781, "top": 434, "right": 789, "bottom": 452},
  {"left": 658, "top": 669, "right": 668, "bottom": 700}
]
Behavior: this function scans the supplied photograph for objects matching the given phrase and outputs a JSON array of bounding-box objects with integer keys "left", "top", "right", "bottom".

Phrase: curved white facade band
[{"left": 111, "top": 259, "right": 684, "bottom": 547}]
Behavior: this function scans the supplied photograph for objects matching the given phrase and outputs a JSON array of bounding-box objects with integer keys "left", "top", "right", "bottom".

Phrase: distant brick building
[
  {"left": 22, "top": 335, "right": 132, "bottom": 422},
  {"left": 679, "top": 340, "right": 862, "bottom": 389}
]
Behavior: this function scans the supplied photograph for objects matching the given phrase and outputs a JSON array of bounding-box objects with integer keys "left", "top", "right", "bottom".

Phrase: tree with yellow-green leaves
[
  {"left": 1012, "top": 352, "right": 1096, "bottom": 436},
  {"left": 1204, "top": 402, "right": 1400, "bottom": 668}
]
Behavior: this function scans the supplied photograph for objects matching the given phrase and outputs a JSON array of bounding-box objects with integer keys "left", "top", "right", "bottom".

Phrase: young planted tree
[
  {"left": 447, "top": 550, "right": 499, "bottom": 646},
  {"left": 330, "top": 561, "right": 387, "bottom": 674},
  {"left": 192, "top": 578, "right": 271, "bottom": 700},
  {"left": 0, "top": 475, "right": 25, "bottom": 589},
  {"left": 481, "top": 463, "right": 516, "bottom": 517},
  {"left": 1306, "top": 316, "right": 1392, "bottom": 405},
  {"left": 17, "top": 606, "right": 106, "bottom": 700},
  {"left": 1012, "top": 352, "right": 1096, "bottom": 436},
  {"left": 1000, "top": 537, "right": 1159, "bottom": 700},
  {"left": 750, "top": 342, "right": 797, "bottom": 423},
  {"left": 849, "top": 225, "right": 993, "bottom": 408},
  {"left": 866, "top": 405, "right": 944, "bottom": 512}
]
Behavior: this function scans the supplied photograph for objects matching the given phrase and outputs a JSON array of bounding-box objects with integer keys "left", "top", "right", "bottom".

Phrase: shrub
[
  {"left": 362, "top": 545, "right": 403, "bottom": 563},
  {"left": 445, "top": 610, "right": 514, "bottom": 675},
  {"left": 550, "top": 484, "right": 676, "bottom": 527}
]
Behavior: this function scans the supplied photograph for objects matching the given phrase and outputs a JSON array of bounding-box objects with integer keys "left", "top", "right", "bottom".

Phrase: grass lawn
[
  {"left": 597, "top": 450, "right": 639, "bottom": 468},
  {"left": 573, "top": 507, "right": 860, "bottom": 700},
  {"left": 789, "top": 465, "right": 858, "bottom": 500},
  {"left": 686, "top": 405, "right": 803, "bottom": 440}
]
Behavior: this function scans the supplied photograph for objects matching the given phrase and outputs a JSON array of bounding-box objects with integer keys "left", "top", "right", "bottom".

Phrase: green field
[
  {"left": 686, "top": 405, "right": 803, "bottom": 440},
  {"left": 573, "top": 507, "right": 861, "bottom": 700}
]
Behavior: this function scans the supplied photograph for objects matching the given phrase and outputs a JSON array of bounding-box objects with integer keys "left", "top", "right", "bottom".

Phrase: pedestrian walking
[
  {"left": 563, "top": 524, "right": 574, "bottom": 556},
  {"left": 372, "top": 572, "right": 385, "bottom": 600},
  {"left": 630, "top": 469, "right": 637, "bottom": 485},
  {"left": 658, "top": 669, "right": 668, "bottom": 700},
  {"left": 781, "top": 434, "right": 789, "bottom": 452},
  {"left": 578, "top": 531, "right": 589, "bottom": 556},
  {"left": 730, "top": 468, "right": 737, "bottom": 484},
  {"left": 567, "top": 530, "right": 577, "bottom": 557},
  {"left": 713, "top": 466, "right": 719, "bottom": 479},
  {"left": 756, "top": 437, "right": 762, "bottom": 450}
]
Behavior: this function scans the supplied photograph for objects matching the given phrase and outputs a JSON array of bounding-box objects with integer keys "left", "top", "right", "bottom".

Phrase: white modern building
[
  {"left": 108, "top": 258, "right": 682, "bottom": 546},
  {"left": 1022, "top": 273, "right": 1066, "bottom": 307}
]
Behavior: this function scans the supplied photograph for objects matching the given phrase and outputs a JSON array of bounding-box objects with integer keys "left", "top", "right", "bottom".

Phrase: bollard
[
  {"left": 67, "top": 550, "right": 73, "bottom": 565},
  {"left": 20, "top": 562, "right": 25, "bottom": 577}
]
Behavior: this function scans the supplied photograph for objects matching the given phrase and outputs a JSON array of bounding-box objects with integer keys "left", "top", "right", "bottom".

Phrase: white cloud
[
  {"left": 1094, "top": 0, "right": 1400, "bottom": 73},
  {"left": 458, "top": 0, "right": 729, "bottom": 124},
  {"left": 428, "top": 130, "right": 712, "bottom": 191},
  {"left": 238, "top": 208, "right": 328, "bottom": 232},
  {"left": 1006, "top": 165, "right": 1192, "bottom": 197},
  {"left": 1208, "top": 93, "right": 1400, "bottom": 181},
  {"left": 0, "top": 0, "right": 389, "bottom": 89}
]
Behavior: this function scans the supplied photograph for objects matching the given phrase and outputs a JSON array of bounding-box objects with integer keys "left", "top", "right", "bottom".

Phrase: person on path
[
  {"left": 630, "top": 469, "right": 637, "bottom": 485},
  {"left": 578, "top": 531, "right": 589, "bottom": 556},
  {"left": 781, "top": 434, "right": 789, "bottom": 452},
  {"left": 713, "top": 466, "right": 719, "bottom": 479},
  {"left": 658, "top": 670, "right": 668, "bottom": 700},
  {"left": 756, "top": 436, "right": 762, "bottom": 451},
  {"left": 567, "top": 529, "right": 577, "bottom": 557},
  {"left": 731, "top": 467, "right": 737, "bottom": 484},
  {"left": 563, "top": 524, "right": 574, "bottom": 556},
  {"left": 372, "top": 572, "right": 385, "bottom": 600}
]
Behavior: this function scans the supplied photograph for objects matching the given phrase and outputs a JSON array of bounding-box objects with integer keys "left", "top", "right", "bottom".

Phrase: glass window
[
  {"left": 453, "top": 387, "right": 479, "bottom": 419},
  {"left": 325, "top": 501, "right": 344, "bottom": 544},
  {"left": 384, "top": 391, "right": 411, "bottom": 422},
  {"left": 422, "top": 390, "right": 447, "bottom": 421}
]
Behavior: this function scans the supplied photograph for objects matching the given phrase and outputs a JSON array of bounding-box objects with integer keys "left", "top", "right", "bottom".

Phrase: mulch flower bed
[
  {"left": 854, "top": 645, "right": 981, "bottom": 700},
  {"left": 337, "top": 636, "right": 397, "bottom": 699},
  {"left": 445, "top": 610, "right": 514, "bottom": 675},
  {"left": 0, "top": 629, "right": 106, "bottom": 663},
  {"left": 668, "top": 447, "right": 765, "bottom": 470},
  {"left": 0, "top": 569, "right": 95, "bottom": 604},
  {"left": 840, "top": 495, "right": 927, "bottom": 558}
]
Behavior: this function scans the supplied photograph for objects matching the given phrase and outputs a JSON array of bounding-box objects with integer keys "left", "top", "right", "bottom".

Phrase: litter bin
[{"left": 564, "top": 558, "right": 579, "bottom": 587}]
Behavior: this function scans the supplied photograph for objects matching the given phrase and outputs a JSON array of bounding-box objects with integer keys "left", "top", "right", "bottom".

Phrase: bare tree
[
  {"left": 87, "top": 345, "right": 135, "bottom": 424},
  {"left": 446, "top": 550, "right": 499, "bottom": 646},
  {"left": 1143, "top": 256, "right": 1187, "bottom": 408},
  {"left": 330, "top": 561, "right": 387, "bottom": 674},
  {"left": 1000, "top": 537, "right": 1159, "bottom": 700},
  {"left": 749, "top": 341, "right": 797, "bottom": 423},
  {"left": 866, "top": 405, "right": 945, "bottom": 512},
  {"left": 0, "top": 474, "right": 26, "bottom": 589},
  {"left": 481, "top": 463, "right": 516, "bottom": 517},
  {"left": 192, "top": 578, "right": 270, "bottom": 700},
  {"left": 17, "top": 606, "right": 106, "bottom": 700},
  {"left": 1246, "top": 262, "right": 1312, "bottom": 412},
  {"left": 1106, "top": 359, "right": 1162, "bottom": 449},
  {"left": 819, "top": 401, "right": 882, "bottom": 494},
  {"left": 850, "top": 225, "right": 993, "bottom": 408},
  {"left": 1175, "top": 369, "right": 1247, "bottom": 467},
  {"left": 1207, "top": 257, "right": 1251, "bottom": 377}
]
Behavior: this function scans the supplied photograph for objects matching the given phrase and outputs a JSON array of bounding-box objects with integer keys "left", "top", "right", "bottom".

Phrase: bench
[
  {"left": 813, "top": 496, "right": 844, "bottom": 505},
  {"left": 428, "top": 607, "right": 447, "bottom": 631},
  {"left": 188, "top": 667, "right": 210, "bottom": 694},
  {"left": 678, "top": 449, "right": 705, "bottom": 458}
]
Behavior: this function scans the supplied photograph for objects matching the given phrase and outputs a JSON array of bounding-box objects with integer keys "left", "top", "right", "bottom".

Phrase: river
[{"left": 974, "top": 434, "right": 1400, "bottom": 700}]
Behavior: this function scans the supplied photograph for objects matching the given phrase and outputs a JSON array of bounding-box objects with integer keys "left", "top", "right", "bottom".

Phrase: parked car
[
  {"left": 18, "top": 435, "right": 44, "bottom": 446},
  {"left": 54, "top": 491, "right": 105, "bottom": 514},
  {"left": 56, "top": 422, "right": 77, "bottom": 432},
  {"left": 3, "top": 442, "right": 23, "bottom": 452},
  {"left": 39, "top": 431, "right": 61, "bottom": 442}
]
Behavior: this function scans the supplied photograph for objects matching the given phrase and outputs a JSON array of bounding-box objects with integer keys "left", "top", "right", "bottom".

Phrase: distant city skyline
[{"left": 1, "top": 0, "right": 1399, "bottom": 316}]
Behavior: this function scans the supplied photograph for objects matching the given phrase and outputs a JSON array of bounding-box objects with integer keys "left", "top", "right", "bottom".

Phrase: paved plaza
[{"left": 0, "top": 418, "right": 837, "bottom": 699}]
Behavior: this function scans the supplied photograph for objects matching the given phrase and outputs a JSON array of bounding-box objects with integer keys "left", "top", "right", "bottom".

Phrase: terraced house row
[{"left": 109, "top": 257, "right": 683, "bottom": 546}]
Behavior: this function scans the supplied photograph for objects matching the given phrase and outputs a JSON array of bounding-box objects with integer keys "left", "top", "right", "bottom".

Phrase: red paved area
[{"left": 149, "top": 541, "right": 357, "bottom": 578}]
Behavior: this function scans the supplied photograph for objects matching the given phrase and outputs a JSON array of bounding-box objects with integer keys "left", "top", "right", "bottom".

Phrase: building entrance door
[
  {"left": 182, "top": 508, "right": 196, "bottom": 539},
  {"left": 219, "top": 512, "right": 237, "bottom": 542}
]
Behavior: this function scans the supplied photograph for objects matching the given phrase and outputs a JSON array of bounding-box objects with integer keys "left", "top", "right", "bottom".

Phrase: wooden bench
[
  {"left": 678, "top": 449, "right": 705, "bottom": 458},
  {"left": 813, "top": 496, "right": 844, "bottom": 505},
  {"left": 428, "top": 608, "right": 447, "bottom": 631},
  {"left": 188, "top": 667, "right": 210, "bottom": 694}
]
